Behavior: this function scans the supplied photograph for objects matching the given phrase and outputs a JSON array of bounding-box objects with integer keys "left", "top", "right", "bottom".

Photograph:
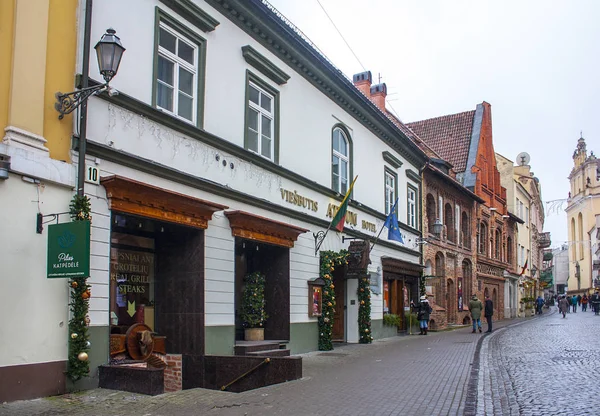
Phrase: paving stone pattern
[
  {"left": 476, "top": 309, "right": 600, "bottom": 416},
  {"left": 1, "top": 328, "right": 484, "bottom": 416}
]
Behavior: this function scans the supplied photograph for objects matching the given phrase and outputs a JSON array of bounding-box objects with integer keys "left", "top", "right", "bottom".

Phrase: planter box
[
  {"left": 98, "top": 365, "right": 163, "bottom": 396},
  {"left": 244, "top": 328, "right": 265, "bottom": 341}
]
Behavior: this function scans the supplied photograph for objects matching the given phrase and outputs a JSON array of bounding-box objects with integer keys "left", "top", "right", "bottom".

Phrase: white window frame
[
  {"left": 385, "top": 171, "right": 396, "bottom": 215},
  {"left": 407, "top": 187, "right": 417, "bottom": 229},
  {"left": 332, "top": 128, "right": 349, "bottom": 194},
  {"left": 247, "top": 81, "right": 275, "bottom": 161},
  {"left": 156, "top": 22, "right": 198, "bottom": 124}
]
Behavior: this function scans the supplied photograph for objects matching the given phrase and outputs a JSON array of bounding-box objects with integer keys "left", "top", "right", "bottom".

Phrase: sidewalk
[{"left": 0, "top": 314, "right": 541, "bottom": 416}]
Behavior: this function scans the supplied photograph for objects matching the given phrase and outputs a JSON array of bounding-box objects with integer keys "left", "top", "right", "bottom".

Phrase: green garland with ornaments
[
  {"left": 357, "top": 271, "right": 373, "bottom": 343},
  {"left": 318, "top": 250, "right": 348, "bottom": 351},
  {"left": 66, "top": 194, "right": 92, "bottom": 382}
]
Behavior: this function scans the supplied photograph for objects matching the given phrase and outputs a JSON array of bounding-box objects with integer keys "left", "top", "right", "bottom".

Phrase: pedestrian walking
[
  {"left": 411, "top": 295, "right": 433, "bottom": 335},
  {"left": 566, "top": 295, "right": 572, "bottom": 313},
  {"left": 571, "top": 295, "right": 578, "bottom": 313},
  {"left": 535, "top": 295, "right": 544, "bottom": 315},
  {"left": 469, "top": 294, "right": 483, "bottom": 333},
  {"left": 558, "top": 296, "right": 569, "bottom": 318},
  {"left": 577, "top": 294, "right": 582, "bottom": 307},
  {"left": 591, "top": 291, "right": 600, "bottom": 315},
  {"left": 582, "top": 294, "right": 588, "bottom": 312},
  {"left": 484, "top": 295, "right": 493, "bottom": 333}
]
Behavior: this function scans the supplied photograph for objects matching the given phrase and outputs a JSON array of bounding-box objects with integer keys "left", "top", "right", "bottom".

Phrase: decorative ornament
[
  {"left": 82, "top": 291, "right": 90, "bottom": 300},
  {"left": 78, "top": 352, "right": 89, "bottom": 361},
  {"left": 318, "top": 250, "right": 349, "bottom": 351},
  {"left": 85, "top": 315, "right": 91, "bottom": 325},
  {"left": 85, "top": 341, "right": 91, "bottom": 348},
  {"left": 71, "top": 281, "right": 78, "bottom": 288},
  {"left": 71, "top": 333, "right": 78, "bottom": 339}
]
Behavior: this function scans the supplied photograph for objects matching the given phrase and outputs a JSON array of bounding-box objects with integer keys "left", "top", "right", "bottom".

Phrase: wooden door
[{"left": 332, "top": 276, "right": 345, "bottom": 341}]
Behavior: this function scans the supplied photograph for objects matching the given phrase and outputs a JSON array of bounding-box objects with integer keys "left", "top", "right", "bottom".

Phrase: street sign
[{"left": 47, "top": 221, "right": 91, "bottom": 278}]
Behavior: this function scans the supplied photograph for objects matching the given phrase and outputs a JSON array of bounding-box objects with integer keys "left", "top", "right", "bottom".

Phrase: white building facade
[{"left": 75, "top": 0, "right": 427, "bottom": 387}]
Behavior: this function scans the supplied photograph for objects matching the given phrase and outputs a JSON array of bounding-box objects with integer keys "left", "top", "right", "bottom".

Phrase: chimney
[
  {"left": 369, "top": 83, "right": 387, "bottom": 112},
  {"left": 352, "top": 71, "right": 372, "bottom": 97}
]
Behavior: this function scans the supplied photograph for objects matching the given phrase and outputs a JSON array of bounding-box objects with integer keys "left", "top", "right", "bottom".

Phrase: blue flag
[{"left": 383, "top": 198, "right": 404, "bottom": 243}]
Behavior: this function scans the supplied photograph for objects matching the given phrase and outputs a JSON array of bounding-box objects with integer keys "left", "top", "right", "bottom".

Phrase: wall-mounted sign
[
  {"left": 362, "top": 220, "right": 376, "bottom": 233},
  {"left": 85, "top": 164, "right": 100, "bottom": 185},
  {"left": 280, "top": 188, "right": 319, "bottom": 212},
  {"left": 47, "top": 221, "right": 91, "bottom": 278},
  {"left": 307, "top": 277, "right": 325, "bottom": 317},
  {"left": 326, "top": 203, "right": 357, "bottom": 227}
]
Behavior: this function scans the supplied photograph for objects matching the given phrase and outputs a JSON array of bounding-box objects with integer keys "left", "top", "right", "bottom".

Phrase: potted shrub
[{"left": 241, "top": 271, "right": 268, "bottom": 341}]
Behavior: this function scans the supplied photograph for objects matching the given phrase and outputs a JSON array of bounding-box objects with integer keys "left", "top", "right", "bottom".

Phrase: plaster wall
[
  {"left": 0, "top": 177, "right": 72, "bottom": 367},
  {"left": 86, "top": 0, "right": 419, "bottom": 220}
]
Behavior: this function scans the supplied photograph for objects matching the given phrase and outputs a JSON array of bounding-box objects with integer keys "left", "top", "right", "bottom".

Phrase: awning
[
  {"left": 224, "top": 210, "right": 308, "bottom": 248},
  {"left": 101, "top": 175, "right": 227, "bottom": 229},
  {"left": 381, "top": 256, "right": 424, "bottom": 279}
]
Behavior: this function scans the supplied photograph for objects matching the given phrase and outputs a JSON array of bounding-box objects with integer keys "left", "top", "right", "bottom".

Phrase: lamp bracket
[
  {"left": 36, "top": 211, "right": 70, "bottom": 234},
  {"left": 55, "top": 83, "right": 108, "bottom": 119},
  {"left": 313, "top": 230, "right": 326, "bottom": 256}
]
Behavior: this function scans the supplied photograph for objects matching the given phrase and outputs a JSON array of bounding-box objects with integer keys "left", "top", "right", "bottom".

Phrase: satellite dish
[{"left": 516, "top": 152, "right": 531, "bottom": 166}]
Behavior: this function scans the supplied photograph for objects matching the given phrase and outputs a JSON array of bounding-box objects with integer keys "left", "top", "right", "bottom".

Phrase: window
[
  {"left": 407, "top": 186, "right": 417, "bottom": 229},
  {"left": 478, "top": 222, "right": 488, "bottom": 255},
  {"left": 495, "top": 229, "right": 501, "bottom": 259},
  {"left": 248, "top": 83, "right": 274, "bottom": 159},
  {"left": 525, "top": 206, "right": 529, "bottom": 225},
  {"left": 384, "top": 169, "right": 397, "bottom": 215},
  {"left": 153, "top": 10, "right": 205, "bottom": 126},
  {"left": 461, "top": 211, "right": 470, "bottom": 249},
  {"left": 444, "top": 203, "right": 454, "bottom": 242},
  {"left": 245, "top": 72, "right": 280, "bottom": 162},
  {"left": 426, "top": 194, "right": 436, "bottom": 234},
  {"left": 332, "top": 127, "right": 350, "bottom": 194}
]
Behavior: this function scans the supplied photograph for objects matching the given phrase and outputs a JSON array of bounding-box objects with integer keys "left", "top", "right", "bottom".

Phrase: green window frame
[
  {"left": 152, "top": 7, "right": 206, "bottom": 127},
  {"left": 244, "top": 71, "right": 280, "bottom": 163},
  {"left": 384, "top": 167, "right": 398, "bottom": 216},
  {"left": 331, "top": 124, "right": 353, "bottom": 195},
  {"left": 407, "top": 184, "right": 418, "bottom": 229}
]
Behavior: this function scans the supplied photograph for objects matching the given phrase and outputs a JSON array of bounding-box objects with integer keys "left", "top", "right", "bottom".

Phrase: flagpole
[{"left": 369, "top": 197, "right": 399, "bottom": 254}]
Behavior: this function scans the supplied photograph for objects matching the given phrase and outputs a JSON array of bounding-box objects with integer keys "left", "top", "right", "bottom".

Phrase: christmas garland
[
  {"left": 66, "top": 194, "right": 92, "bottom": 382},
  {"left": 318, "top": 250, "right": 348, "bottom": 351},
  {"left": 358, "top": 272, "right": 373, "bottom": 343}
]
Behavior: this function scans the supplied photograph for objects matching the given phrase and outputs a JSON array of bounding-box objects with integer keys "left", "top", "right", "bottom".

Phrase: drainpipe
[{"left": 77, "top": 0, "right": 93, "bottom": 196}]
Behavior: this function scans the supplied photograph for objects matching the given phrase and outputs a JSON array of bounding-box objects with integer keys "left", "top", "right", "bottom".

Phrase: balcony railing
[{"left": 538, "top": 232, "right": 551, "bottom": 248}]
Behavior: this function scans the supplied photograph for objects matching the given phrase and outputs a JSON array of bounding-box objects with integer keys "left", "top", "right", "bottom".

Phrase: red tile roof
[{"left": 406, "top": 110, "right": 476, "bottom": 173}]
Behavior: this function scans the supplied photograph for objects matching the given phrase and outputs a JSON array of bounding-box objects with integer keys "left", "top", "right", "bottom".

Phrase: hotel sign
[{"left": 47, "top": 221, "right": 91, "bottom": 278}]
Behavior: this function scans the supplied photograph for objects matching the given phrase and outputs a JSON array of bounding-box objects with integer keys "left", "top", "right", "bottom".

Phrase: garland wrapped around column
[
  {"left": 318, "top": 250, "right": 348, "bottom": 351},
  {"left": 66, "top": 195, "right": 92, "bottom": 381},
  {"left": 358, "top": 272, "right": 373, "bottom": 343}
]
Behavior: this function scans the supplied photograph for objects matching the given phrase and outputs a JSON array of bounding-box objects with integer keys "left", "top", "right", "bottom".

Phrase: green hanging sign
[{"left": 47, "top": 221, "right": 91, "bottom": 278}]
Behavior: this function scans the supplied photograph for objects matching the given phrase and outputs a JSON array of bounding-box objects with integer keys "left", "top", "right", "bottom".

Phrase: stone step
[
  {"left": 245, "top": 349, "right": 291, "bottom": 357},
  {"left": 234, "top": 341, "right": 286, "bottom": 355}
]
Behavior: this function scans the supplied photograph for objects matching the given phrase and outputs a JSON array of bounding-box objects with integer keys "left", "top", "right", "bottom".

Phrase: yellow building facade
[
  {"left": 567, "top": 137, "right": 600, "bottom": 294},
  {"left": 0, "top": 0, "right": 78, "bottom": 402}
]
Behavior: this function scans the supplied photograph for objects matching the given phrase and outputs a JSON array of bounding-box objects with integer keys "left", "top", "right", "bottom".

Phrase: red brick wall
[{"left": 163, "top": 354, "right": 182, "bottom": 393}]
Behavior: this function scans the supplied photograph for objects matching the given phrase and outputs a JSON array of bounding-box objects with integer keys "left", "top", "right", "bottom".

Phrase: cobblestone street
[
  {"left": 475, "top": 308, "right": 600, "bottom": 416},
  {"left": 5, "top": 311, "right": 599, "bottom": 416}
]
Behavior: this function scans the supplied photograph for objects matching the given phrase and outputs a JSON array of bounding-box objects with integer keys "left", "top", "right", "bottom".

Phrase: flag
[
  {"left": 331, "top": 176, "right": 358, "bottom": 232},
  {"left": 520, "top": 259, "right": 528, "bottom": 276},
  {"left": 383, "top": 198, "right": 404, "bottom": 243}
]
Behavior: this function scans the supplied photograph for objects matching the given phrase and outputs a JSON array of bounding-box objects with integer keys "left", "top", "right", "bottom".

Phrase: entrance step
[
  {"left": 234, "top": 341, "right": 287, "bottom": 356},
  {"left": 246, "top": 348, "right": 291, "bottom": 357}
]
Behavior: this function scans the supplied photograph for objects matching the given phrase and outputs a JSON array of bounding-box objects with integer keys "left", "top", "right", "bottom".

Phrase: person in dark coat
[
  {"left": 558, "top": 296, "right": 569, "bottom": 318},
  {"left": 411, "top": 295, "right": 433, "bottom": 335},
  {"left": 469, "top": 295, "right": 483, "bottom": 333},
  {"left": 484, "top": 295, "right": 494, "bottom": 333}
]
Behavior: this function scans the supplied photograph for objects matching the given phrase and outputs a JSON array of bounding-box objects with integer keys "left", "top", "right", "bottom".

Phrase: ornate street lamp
[
  {"left": 55, "top": 28, "right": 125, "bottom": 119},
  {"left": 432, "top": 218, "right": 443, "bottom": 237}
]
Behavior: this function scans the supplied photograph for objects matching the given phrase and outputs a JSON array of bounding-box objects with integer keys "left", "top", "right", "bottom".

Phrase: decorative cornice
[
  {"left": 224, "top": 210, "right": 307, "bottom": 247},
  {"left": 204, "top": 0, "right": 427, "bottom": 169},
  {"left": 158, "top": 0, "right": 220, "bottom": 32},
  {"left": 80, "top": 138, "right": 422, "bottom": 257},
  {"left": 382, "top": 151, "right": 403, "bottom": 169},
  {"left": 406, "top": 169, "right": 421, "bottom": 184},
  {"left": 89, "top": 85, "right": 420, "bottom": 236},
  {"left": 242, "top": 45, "right": 290, "bottom": 85}
]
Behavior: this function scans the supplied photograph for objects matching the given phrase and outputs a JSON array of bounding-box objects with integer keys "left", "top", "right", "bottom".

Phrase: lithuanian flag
[{"left": 331, "top": 176, "right": 358, "bottom": 232}]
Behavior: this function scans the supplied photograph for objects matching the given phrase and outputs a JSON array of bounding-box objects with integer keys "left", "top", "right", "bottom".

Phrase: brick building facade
[{"left": 409, "top": 102, "right": 519, "bottom": 323}]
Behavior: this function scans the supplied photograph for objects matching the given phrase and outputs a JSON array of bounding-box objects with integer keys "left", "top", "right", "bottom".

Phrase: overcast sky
[{"left": 268, "top": 0, "right": 600, "bottom": 247}]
